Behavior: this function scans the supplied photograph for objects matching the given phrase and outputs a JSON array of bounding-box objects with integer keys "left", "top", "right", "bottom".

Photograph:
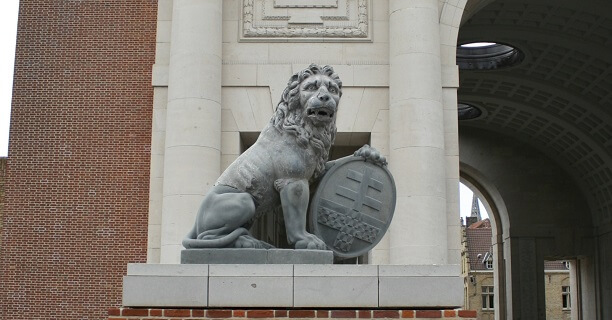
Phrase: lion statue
[{"left": 182, "top": 64, "right": 386, "bottom": 250}]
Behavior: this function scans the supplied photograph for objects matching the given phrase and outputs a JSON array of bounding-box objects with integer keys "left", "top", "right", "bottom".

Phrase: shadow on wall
[{"left": 459, "top": 126, "right": 592, "bottom": 233}]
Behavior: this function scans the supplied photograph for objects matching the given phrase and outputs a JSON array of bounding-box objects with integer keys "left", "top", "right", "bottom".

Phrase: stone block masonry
[
  {"left": 122, "top": 264, "right": 464, "bottom": 309},
  {"left": 108, "top": 308, "right": 478, "bottom": 320},
  {"left": 0, "top": 1, "right": 157, "bottom": 319}
]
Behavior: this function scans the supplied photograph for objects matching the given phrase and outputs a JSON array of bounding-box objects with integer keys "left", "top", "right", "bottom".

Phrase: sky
[
  {"left": 460, "top": 182, "right": 489, "bottom": 221},
  {"left": 0, "top": 0, "right": 488, "bottom": 220},
  {"left": 1, "top": 0, "right": 19, "bottom": 158}
]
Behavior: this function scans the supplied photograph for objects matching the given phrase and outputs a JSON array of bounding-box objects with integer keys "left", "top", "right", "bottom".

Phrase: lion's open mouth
[{"left": 307, "top": 107, "right": 335, "bottom": 122}]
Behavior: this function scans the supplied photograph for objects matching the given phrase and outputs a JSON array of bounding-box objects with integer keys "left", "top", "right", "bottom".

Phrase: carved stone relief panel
[{"left": 241, "top": 0, "right": 372, "bottom": 42}]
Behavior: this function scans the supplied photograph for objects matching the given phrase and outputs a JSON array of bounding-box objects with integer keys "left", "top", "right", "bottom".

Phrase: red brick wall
[
  {"left": 0, "top": 1, "right": 157, "bottom": 319},
  {"left": 107, "top": 308, "right": 479, "bottom": 319},
  {"left": 0, "top": 158, "right": 5, "bottom": 249}
]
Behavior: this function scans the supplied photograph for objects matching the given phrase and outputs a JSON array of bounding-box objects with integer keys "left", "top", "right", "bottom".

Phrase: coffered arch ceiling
[{"left": 457, "top": 0, "right": 612, "bottom": 226}]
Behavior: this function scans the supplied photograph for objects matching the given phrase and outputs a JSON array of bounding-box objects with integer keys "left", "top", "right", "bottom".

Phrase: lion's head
[{"left": 271, "top": 64, "right": 343, "bottom": 181}]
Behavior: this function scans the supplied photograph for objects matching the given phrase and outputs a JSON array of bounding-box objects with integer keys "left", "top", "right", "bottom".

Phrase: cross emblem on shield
[{"left": 310, "top": 156, "right": 396, "bottom": 259}]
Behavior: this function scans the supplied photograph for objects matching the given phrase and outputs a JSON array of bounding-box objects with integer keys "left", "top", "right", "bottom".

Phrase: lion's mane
[{"left": 270, "top": 64, "right": 342, "bottom": 181}]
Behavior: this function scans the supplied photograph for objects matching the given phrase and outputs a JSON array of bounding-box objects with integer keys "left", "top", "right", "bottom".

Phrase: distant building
[
  {"left": 462, "top": 215, "right": 495, "bottom": 320},
  {"left": 462, "top": 196, "right": 572, "bottom": 320}
]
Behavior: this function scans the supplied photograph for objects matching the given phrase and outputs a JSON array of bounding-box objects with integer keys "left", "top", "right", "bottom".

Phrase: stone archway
[
  {"left": 451, "top": 0, "right": 611, "bottom": 317},
  {"left": 461, "top": 164, "right": 510, "bottom": 320},
  {"left": 459, "top": 125, "right": 595, "bottom": 319}
]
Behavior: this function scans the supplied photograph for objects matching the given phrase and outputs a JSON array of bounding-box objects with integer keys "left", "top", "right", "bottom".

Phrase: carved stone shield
[{"left": 309, "top": 156, "right": 396, "bottom": 259}]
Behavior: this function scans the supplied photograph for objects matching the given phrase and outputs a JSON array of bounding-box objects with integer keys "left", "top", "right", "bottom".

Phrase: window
[
  {"left": 482, "top": 286, "right": 494, "bottom": 310},
  {"left": 483, "top": 252, "right": 493, "bottom": 269},
  {"left": 562, "top": 286, "right": 571, "bottom": 310}
]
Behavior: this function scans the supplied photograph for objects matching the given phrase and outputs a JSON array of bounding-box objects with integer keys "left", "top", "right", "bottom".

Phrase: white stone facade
[
  {"left": 147, "top": 0, "right": 464, "bottom": 266},
  {"left": 143, "top": 1, "right": 612, "bottom": 319}
]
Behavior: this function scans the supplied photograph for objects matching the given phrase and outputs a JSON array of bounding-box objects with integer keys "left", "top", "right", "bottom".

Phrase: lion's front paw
[
  {"left": 295, "top": 233, "right": 328, "bottom": 250},
  {"left": 354, "top": 144, "right": 387, "bottom": 166}
]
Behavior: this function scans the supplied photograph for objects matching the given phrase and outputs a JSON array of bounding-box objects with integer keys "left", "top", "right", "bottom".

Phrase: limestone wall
[
  {"left": 148, "top": 0, "right": 394, "bottom": 263},
  {"left": 149, "top": 0, "right": 463, "bottom": 265}
]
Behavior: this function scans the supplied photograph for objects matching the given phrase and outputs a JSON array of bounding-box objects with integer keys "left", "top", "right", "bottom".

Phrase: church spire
[{"left": 470, "top": 194, "right": 482, "bottom": 221}]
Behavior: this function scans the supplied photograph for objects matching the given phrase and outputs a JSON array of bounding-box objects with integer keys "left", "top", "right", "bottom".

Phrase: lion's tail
[{"left": 182, "top": 226, "right": 249, "bottom": 249}]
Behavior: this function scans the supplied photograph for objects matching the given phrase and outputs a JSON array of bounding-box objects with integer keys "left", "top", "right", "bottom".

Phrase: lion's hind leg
[
  {"left": 196, "top": 226, "right": 236, "bottom": 240},
  {"left": 183, "top": 184, "right": 272, "bottom": 249},
  {"left": 182, "top": 227, "right": 249, "bottom": 248},
  {"left": 194, "top": 226, "right": 274, "bottom": 249},
  {"left": 184, "top": 227, "right": 274, "bottom": 249}
]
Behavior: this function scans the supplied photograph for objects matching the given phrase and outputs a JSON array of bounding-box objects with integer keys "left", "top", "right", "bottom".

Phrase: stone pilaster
[
  {"left": 388, "top": 0, "right": 448, "bottom": 265},
  {"left": 160, "top": 0, "right": 223, "bottom": 263}
]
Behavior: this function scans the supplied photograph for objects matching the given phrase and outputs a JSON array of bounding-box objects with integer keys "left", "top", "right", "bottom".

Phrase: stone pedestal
[
  {"left": 180, "top": 249, "right": 333, "bottom": 264},
  {"left": 122, "top": 264, "right": 463, "bottom": 308}
]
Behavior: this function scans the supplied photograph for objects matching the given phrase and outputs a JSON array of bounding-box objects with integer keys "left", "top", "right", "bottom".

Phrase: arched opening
[
  {"left": 460, "top": 167, "right": 510, "bottom": 320},
  {"left": 458, "top": 125, "right": 596, "bottom": 319},
  {"left": 454, "top": 0, "right": 610, "bottom": 317}
]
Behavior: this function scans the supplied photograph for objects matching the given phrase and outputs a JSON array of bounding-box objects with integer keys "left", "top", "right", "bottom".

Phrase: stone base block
[
  {"left": 208, "top": 265, "right": 293, "bottom": 307},
  {"left": 379, "top": 276, "right": 464, "bottom": 307},
  {"left": 123, "top": 265, "right": 209, "bottom": 307},
  {"left": 122, "top": 263, "right": 463, "bottom": 308},
  {"left": 379, "top": 265, "right": 464, "bottom": 308},
  {"left": 181, "top": 248, "right": 333, "bottom": 264},
  {"left": 293, "top": 265, "right": 379, "bottom": 307}
]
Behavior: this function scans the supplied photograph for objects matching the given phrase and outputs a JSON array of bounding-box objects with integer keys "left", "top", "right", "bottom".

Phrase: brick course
[
  {"left": 0, "top": 1, "right": 156, "bottom": 319},
  {"left": 107, "top": 308, "right": 477, "bottom": 320}
]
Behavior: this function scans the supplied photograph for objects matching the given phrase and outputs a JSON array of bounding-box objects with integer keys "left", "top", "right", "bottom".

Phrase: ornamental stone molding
[{"left": 241, "top": 0, "right": 372, "bottom": 42}]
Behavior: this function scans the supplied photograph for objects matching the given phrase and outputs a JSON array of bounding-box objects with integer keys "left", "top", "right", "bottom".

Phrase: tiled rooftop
[{"left": 465, "top": 222, "right": 493, "bottom": 271}]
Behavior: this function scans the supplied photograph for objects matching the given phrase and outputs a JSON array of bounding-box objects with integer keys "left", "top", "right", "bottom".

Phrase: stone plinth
[
  {"left": 122, "top": 264, "right": 463, "bottom": 308},
  {"left": 181, "top": 249, "right": 333, "bottom": 264}
]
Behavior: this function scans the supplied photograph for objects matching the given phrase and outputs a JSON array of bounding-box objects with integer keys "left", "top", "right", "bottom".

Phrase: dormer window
[{"left": 482, "top": 252, "right": 493, "bottom": 269}]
